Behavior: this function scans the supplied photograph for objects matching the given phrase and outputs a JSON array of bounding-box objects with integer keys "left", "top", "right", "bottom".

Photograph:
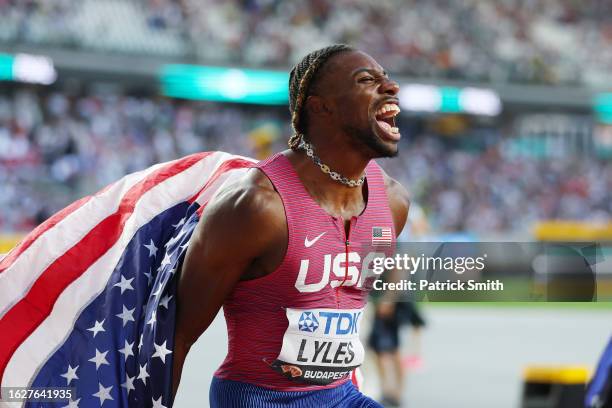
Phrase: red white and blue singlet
[{"left": 211, "top": 153, "right": 395, "bottom": 406}]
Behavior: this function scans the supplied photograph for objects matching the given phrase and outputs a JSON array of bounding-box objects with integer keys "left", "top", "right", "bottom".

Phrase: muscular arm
[
  {"left": 377, "top": 171, "right": 410, "bottom": 312},
  {"left": 171, "top": 170, "right": 286, "bottom": 400},
  {"left": 383, "top": 172, "right": 410, "bottom": 237}
]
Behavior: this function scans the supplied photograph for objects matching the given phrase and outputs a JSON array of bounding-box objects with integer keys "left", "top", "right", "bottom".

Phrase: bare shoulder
[
  {"left": 176, "top": 167, "right": 286, "bottom": 340},
  {"left": 173, "top": 168, "right": 286, "bottom": 391},
  {"left": 379, "top": 167, "right": 410, "bottom": 236},
  {"left": 201, "top": 167, "right": 286, "bottom": 244}
]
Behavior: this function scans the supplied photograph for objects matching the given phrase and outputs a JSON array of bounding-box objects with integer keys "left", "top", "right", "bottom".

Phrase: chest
[{"left": 286, "top": 212, "right": 393, "bottom": 299}]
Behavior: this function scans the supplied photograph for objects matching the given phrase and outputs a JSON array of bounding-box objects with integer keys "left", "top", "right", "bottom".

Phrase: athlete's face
[{"left": 315, "top": 51, "right": 401, "bottom": 158}]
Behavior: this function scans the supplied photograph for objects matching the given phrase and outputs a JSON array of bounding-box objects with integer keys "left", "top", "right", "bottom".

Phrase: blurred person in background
[
  {"left": 368, "top": 299, "right": 426, "bottom": 408},
  {"left": 369, "top": 201, "right": 428, "bottom": 407},
  {"left": 1, "top": 89, "right": 609, "bottom": 237}
]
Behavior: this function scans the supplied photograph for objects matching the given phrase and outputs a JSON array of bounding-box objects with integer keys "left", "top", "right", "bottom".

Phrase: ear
[{"left": 305, "top": 95, "right": 332, "bottom": 118}]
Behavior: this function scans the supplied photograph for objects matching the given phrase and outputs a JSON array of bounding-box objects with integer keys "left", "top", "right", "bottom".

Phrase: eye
[{"left": 359, "top": 76, "right": 375, "bottom": 83}]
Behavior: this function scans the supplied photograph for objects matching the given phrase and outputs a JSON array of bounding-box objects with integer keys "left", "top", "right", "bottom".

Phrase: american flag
[
  {"left": 586, "top": 338, "right": 612, "bottom": 407},
  {"left": 372, "top": 226, "right": 392, "bottom": 246},
  {"left": 0, "top": 152, "right": 254, "bottom": 408}
]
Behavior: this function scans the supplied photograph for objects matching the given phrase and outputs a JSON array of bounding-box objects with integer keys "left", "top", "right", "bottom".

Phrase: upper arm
[
  {"left": 175, "top": 171, "right": 285, "bottom": 347},
  {"left": 378, "top": 171, "right": 410, "bottom": 305},
  {"left": 382, "top": 171, "right": 410, "bottom": 237}
]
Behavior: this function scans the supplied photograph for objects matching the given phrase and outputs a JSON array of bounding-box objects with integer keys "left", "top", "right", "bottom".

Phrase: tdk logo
[
  {"left": 319, "top": 311, "right": 361, "bottom": 335},
  {"left": 298, "top": 311, "right": 361, "bottom": 335},
  {"left": 298, "top": 311, "right": 319, "bottom": 333}
]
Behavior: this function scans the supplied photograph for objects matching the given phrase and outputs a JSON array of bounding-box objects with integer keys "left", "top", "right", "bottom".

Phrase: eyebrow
[{"left": 351, "top": 68, "right": 388, "bottom": 77}]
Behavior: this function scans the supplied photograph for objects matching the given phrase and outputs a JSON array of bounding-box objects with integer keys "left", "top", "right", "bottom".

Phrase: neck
[
  {"left": 303, "top": 133, "right": 370, "bottom": 182},
  {"left": 285, "top": 136, "right": 371, "bottom": 211}
]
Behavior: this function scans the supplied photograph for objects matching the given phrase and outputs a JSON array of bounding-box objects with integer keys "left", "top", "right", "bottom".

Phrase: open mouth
[{"left": 374, "top": 102, "right": 401, "bottom": 141}]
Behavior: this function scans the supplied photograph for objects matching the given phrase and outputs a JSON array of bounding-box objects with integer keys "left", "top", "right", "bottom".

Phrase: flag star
[
  {"left": 92, "top": 383, "right": 113, "bottom": 405},
  {"left": 121, "top": 374, "right": 135, "bottom": 395},
  {"left": 173, "top": 227, "right": 187, "bottom": 243},
  {"left": 152, "top": 395, "right": 167, "bottom": 408},
  {"left": 151, "top": 285, "right": 163, "bottom": 298},
  {"left": 147, "top": 310, "right": 157, "bottom": 327},
  {"left": 160, "top": 252, "right": 172, "bottom": 268},
  {"left": 172, "top": 218, "right": 185, "bottom": 229},
  {"left": 60, "top": 364, "right": 79, "bottom": 385},
  {"left": 144, "top": 269, "right": 153, "bottom": 286},
  {"left": 87, "top": 319, "right": 106, "bottom": 338},
  {"left": 138, "top": 334, "right": 144, "bottom": 350},
  {"left": 144, "top": 239, "right": 158, "bottom": 257},
  {"left": 163, "top": 236, "right": 176, "bottom": 250},
  {"left": 62, "top": 397, "right": 80, "bottom": 408},
  {"left": 137, "top": 363, "right": 149, "bottom": 385},
  {"left": 88, "top": 348, "right": 110, "bottom": 370},
  {"left": 113, "top": 275, "right": 134, "bottom": 294},
  {"left": 152, "top": 340, "right": 172, "bottom": 364},
  {"left": 180, "top": 242, "right": 190, "bottom": 251},
  {"left": 176, "top": 226, "right": 187, "bottom": 239},
  {"left": 164, "top": 227, "right": 187, "bottom": 249},
  {"left": 159, "top": 294, "right": 173, "bottom": 309},
  {"left": 118, "top": 339, "right": 134, "bottom": 361},
  {"left": 116, "top": 305, "right": 135, "bottom": 327}
]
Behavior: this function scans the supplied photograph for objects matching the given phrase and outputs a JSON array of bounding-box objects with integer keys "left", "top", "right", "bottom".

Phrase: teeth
[
  {"left": 391, "top": 127, "right": 399, "bottom": 133},
  {"left": 376, "top": 103, "right": 400, "bottom": 117}
]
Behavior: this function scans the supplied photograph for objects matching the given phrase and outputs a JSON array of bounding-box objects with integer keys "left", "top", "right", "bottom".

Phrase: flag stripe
[
  {"left": 0, "top": 152, "right": 211, "bottom": 383},
  {"left": 0, "top": 160, "right": 189, "bottom": 319},
  {"left": 0, "top": 196, "right": 92, "bottom": 274},
  {"left": 188, "top": 156, "right": 255, "bottom": 204},
  {"left": 195, "top": 164, "right": 253, "bottom": 217},
  {"left": 1, "top": 152, "right": 245, "bottom": 394},
  {"left": 0, "top": 163, "right": 169, "bottom": 276},
  {"left": 189, "top": 157, "right": 255, "bottom": 207},
  {"left": 372, "top": 226, "right": 393, "bottom": 246}
]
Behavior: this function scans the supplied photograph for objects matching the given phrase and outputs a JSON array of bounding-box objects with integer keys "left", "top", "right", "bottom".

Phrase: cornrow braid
[{"left": 288, "top": 44, "right": 355, "bottom": 150}]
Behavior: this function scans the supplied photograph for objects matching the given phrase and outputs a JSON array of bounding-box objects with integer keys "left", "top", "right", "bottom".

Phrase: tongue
[
  {"left": 377, "top": 119, "right": 401, "bottom": 141},
  {"left": 377, "top": 120, "right": 392, "bottom": 132}
]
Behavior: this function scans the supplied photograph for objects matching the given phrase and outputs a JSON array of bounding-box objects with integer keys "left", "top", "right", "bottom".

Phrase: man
[
  {"left": 369, "top": 299, "right": 426, "bottom": 407},
  {"left": 173, "top": 44, "right": 410, "bottom": 407}
]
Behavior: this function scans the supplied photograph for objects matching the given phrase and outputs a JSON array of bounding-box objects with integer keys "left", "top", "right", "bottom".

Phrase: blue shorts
[{"left": 210, "top": 376, "right": 382, "bottom": 408}]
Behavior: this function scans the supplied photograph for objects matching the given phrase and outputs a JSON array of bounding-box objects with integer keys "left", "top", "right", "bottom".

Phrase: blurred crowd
[
  {"left": 1, "top": 0, "right": 611, "bottom": 86},
  {"left": 0, "top": 88, "right": 278, "bottom": 231},
  {"left": 1, "top": 88, "right": 610, "bottom": 235},
  {"left": 390, "top": 136, "right": 611, "bottom": 234}
]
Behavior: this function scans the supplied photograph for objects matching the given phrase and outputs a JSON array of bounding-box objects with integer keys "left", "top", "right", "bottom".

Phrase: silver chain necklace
[{"left": 299, "top": 140, "right": 365, "bottom": 188}]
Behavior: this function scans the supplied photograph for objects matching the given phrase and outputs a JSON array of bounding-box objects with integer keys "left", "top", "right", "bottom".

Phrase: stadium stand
[
  {"left": 0, "top": 87, "right": 609, "bottom": 234},
  {"left": 0, "top": 0, "right": 611, "bottom": 85}
]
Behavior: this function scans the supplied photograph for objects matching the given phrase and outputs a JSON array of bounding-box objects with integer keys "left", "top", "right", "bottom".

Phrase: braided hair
[{"left": 288, "top": 44, "right": 355, "bottom": 150}]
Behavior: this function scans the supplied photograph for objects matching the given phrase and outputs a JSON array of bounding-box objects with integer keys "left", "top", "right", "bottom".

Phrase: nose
[{"left": 379, "top": 77, "right": 400, "bottom": 96}]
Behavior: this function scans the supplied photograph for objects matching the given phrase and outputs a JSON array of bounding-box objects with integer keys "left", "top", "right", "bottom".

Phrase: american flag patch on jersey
[{"left": 372, "top": 227, "right": 392, "bottom": 246}]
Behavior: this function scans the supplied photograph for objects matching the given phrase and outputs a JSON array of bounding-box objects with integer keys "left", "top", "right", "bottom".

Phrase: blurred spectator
[
  {"left": 0, "top": 0, "right": 611, "bottom": 86},
  {"left": 0, "top": 88, "right": 286, "bottom": 231},
  {"left": 0, "top": 87, "right": 610, "bottom": 235},
  {"left": 385, "top": 135, "right": 611, "bottom": 234}
]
